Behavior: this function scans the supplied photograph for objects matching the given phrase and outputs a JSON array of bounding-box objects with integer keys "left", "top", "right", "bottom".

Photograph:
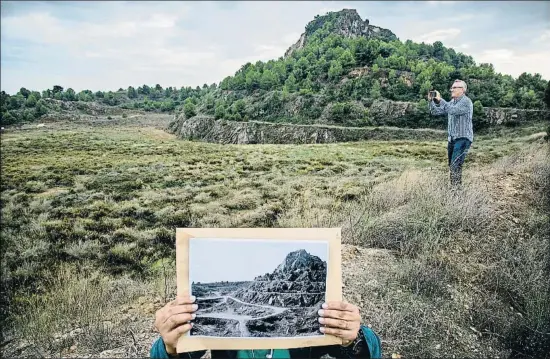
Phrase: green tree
[
  {"left": 26, "top": 93, "right": 38, "bottom": 107},
  {"left": 245, "top": 69, "right": 261, "bottom": 91},
  {"left": 1, "top": 111, "right": 17, "bottom": 125},
  {"left": 160, "top": 100, "right": 175, "bottom": 112},
  {"left": 370, "top": 80, "right": 382, "bottom": 99},
  {"left": 232, "top": 100, "right": 246, "bottom": 119},
  {"left": 139, "top": 85, "right": 151, "bottom": 95},
  {"left": 284, "top": 74, "right": 298, "bottom": 92},
  {"left": 352, "top": 37, "right": 377, "bottom": 66},
  {"left": 544, "top": 80, "right": 550, "bottom": 109},
  {"left": 34, "top": 99, "right": 48, "bottom": 118},
  {"left": 328, "top": 60, "right": 343, "bottom": 81},
  {"left": 19, "top": 87, "right": 31, "bottom": 99},
  {"left": 128, "top": 86, "right": 137, "bottom": 99},
  {"left": 473, "top": 100, "right": 484, "bottom": 119},
  {"left": 260, "top": 69, "right": 278, "bottom": 90},
  {"left": 183, "top": 98, "right": 196, "bottom": 118},
  {"left": 293, "top": 57, "right": 310, "bottom": 81},
  {"left": 214, "top": 104, "right": 226, "bottom": 119},
  {"left": 338, "top": 49, "right": 355, "bottom": 70},
  {"left": 65, "top": 88, "right": 77, "bottom": 101}
]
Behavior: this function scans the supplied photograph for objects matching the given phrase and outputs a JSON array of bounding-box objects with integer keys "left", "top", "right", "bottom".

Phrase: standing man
[{"left": 428, "top": 79, "right": 474, "bottom": 187}]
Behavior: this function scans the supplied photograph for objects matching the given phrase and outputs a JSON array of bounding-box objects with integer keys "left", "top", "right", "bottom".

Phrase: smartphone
[{"left": 429, "top": 91, "right": 437, "bottom": 98}]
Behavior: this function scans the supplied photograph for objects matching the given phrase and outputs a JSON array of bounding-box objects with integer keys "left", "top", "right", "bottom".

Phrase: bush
[{"left": 276, "top": 145, "right": 550, "bottom": 357}]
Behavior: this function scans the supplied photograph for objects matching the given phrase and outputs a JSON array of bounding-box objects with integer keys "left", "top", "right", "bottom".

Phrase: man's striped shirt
[{"left": 429, "top": 95, "right": 474, "bottom": 142}]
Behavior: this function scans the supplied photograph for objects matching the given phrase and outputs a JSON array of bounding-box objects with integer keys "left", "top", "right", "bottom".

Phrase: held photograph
[{"left": 188, "top": 238, "right": 329, "bottom": 339}]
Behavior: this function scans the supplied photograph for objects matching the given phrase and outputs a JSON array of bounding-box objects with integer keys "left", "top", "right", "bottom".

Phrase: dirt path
[{"left": 198, "top": 295, "right": 288, "bottom": 337}]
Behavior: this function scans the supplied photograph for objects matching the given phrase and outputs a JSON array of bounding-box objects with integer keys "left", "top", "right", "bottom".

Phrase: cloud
[
  {"left": 1, "top": 1, "right": 549, "bottom": 93},
  {"left": 417, "top": 28, "right": 461, "bottom": 43},
  {"left": 475, "top": 48, "right": 550, "bottom": 78},
  {"left": 317, "top": 2, "right": 354, "bottom": 16},
  {"left": 533, "top": 29, "right": 550, "bottom": 43}
]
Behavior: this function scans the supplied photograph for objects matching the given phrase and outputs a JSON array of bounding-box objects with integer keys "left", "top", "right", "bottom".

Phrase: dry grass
[
  {"left": 1, "top": 118, "right": 548, "bottom": 358},
  {"left": 8, "top": 264, "right": 151, "bottom": 357},
  {"left": 279, "top": 142, "right": 550, "bottom": 358}
]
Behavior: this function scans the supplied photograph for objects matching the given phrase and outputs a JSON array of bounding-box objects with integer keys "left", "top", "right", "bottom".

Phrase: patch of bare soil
[{"left": 138, "top": 127, "right": 177, "bottom": 141}]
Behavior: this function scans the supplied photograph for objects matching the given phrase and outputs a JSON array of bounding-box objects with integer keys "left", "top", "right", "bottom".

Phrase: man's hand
[
  {"left": 428, "top": 90, "right": 441, "bottom": 102},
  {"left": 318, "top": 301, "right": 362, "bottom": 346},
  {"left": 154, "top": 295, "right": 198, "bottom": 355}
]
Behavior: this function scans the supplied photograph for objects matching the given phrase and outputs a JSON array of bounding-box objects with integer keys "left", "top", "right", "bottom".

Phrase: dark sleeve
[
  {"left": 149, "top": 337, "right": 207, "bottom": 359},
  {"left": 290, "top": 326, "right": 381, "bottom": 359}
]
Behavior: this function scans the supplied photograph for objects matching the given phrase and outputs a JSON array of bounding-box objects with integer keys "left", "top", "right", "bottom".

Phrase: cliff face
[
  {"left": 167, "top": 115, "right": 446, "bottom": 145},
  {"left": 483, "top": 107, "right": 550, "bottom": 125},
  {"left": 284, "top": 9, "right": 397, "bottom": 57},
  {"left": 168, "top": 99, "right": 549, "bottom": 145},
  {"left": 233, "top": 250, "right": 327, "bottom": 308}
]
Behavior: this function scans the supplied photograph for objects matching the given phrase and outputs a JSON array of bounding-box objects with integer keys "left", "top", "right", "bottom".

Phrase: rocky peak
[
  {"left": 255, "top": 249, "right": 327, "bottom": 282},
  {"left": 236, "top": 249, "right": 327, "bottom": 307},
  {"left": 285, "top": 9, "right": 398, "bottom": 57}
]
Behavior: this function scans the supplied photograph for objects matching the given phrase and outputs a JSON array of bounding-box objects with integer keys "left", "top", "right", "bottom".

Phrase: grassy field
[{"left": 1, "top": 116, "right": 548, "bottom": 358}]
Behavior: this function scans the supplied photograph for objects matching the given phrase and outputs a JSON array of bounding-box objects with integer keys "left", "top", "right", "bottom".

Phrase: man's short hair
[{"left": 454, "top": 79, "right": 467, "bottom": 92}]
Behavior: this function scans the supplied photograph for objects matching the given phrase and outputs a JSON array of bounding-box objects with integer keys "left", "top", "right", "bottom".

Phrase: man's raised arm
[{"left": 448, "top": 96, "right": 473, "bottom": 116}]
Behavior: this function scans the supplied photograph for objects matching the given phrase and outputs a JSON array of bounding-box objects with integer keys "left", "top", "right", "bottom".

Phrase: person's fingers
[
  {"left": 162, "top": 304, "right": 198, "bottom": 325},
  {"left": 165, "top": 313, "right": 196, "bottom": 330},
  {"left": 164, "top": 323, "right": 193, "bottom": 346},
  {"left": 322, "top": 301, "right": 359, "bottom": 313},
  {"left": 169, "top": 295, "right": 196, "bottom": 306},
  {"left": 319, "top": 326, "right": 356, "bottom": 340},
  {"left": 318, "top": 317, "right": 350, "bottom": 330},
  {"left": 167, "top": 304, "right": 199, "bottom": 317},
  {"left": 318, "top": 309, "right": 358, "bottom": 321}
]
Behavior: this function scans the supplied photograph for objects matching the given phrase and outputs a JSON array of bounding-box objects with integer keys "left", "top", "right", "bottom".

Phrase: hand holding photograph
[{"left": 175, "top": 228, "right": 343, "bottom": 352}]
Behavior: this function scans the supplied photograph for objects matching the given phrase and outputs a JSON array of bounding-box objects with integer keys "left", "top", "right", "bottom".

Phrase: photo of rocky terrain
[{"left": 189, "top": 245, "right": 328, "bottom": 338}]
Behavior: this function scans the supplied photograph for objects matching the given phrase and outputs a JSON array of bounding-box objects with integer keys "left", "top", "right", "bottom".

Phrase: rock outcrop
[
  {"left": 257, "top": 249, "right": 327, "bottom": 282},
  {"left": 483, "top": 107, "right": 550, "bottom": 125},
  {"left": 285, "top": 9, "right": 397, "bottom": 57},
  {"left": 234, "top": 249, "right": 327, "bottom": 308},
  {"left": 167, "top": 115, "right": 446, "bottom": 145}
]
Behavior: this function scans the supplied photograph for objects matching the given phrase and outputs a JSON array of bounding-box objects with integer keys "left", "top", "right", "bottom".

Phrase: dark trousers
[{"left": 447, "top": 138, "right": 471, "bottom": 186}]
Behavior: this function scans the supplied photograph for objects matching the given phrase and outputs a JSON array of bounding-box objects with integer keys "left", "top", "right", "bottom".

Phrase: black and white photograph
[{"left": 188, "top": 238, "right": 329, "bottom": 338}]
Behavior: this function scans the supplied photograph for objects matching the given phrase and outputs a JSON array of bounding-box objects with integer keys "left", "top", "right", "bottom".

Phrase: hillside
[
  {"left": 1, "top": 9, "right": 549, "bottom": 130},
  {"left": 234, "top": 249, "right": 327, "bottom": 307},
  {"left": 181, "top": 9, "right": 549, "bottom": 129},
  {"left": 1, "top": 117, "right": 548, "bottom": 357}
]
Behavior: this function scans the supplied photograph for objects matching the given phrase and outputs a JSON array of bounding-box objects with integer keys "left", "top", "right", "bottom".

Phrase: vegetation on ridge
[{"left": 2, "top": 9, "right": 549, "bottom": 128}]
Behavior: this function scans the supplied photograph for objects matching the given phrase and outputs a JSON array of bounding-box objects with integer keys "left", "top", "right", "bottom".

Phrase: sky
[
  {"left": 188, "top": 238, "right": 328, "bottom": 283},
  {"left": 1, "top": 1, "right": 549, "bottom": 94}
]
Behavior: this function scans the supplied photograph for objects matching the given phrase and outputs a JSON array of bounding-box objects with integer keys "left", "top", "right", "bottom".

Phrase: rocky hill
[
  {"left": 234, "top": 249, "right": 327, "bottom": 307},
  {"left": 172, "top": 8, "right": 548, "bottom": 132},
  {"left": 167, "top": 115, "right": 446, "bottom": 144},
  {"left": 284, "top": 8, "right": 397, "bottom": 57},
  {"left": 3, "top": 9, "right": 549, "bottom": 131}
]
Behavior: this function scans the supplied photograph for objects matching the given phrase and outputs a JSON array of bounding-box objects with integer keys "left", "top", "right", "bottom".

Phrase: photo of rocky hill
[{"left": 189, "top": 243, "right": 328, "bottom": 338}]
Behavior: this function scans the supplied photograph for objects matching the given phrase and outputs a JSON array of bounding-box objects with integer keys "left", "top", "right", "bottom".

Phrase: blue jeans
[{"left": 447, "top": 138, "right": 471, "bottom": 186}]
